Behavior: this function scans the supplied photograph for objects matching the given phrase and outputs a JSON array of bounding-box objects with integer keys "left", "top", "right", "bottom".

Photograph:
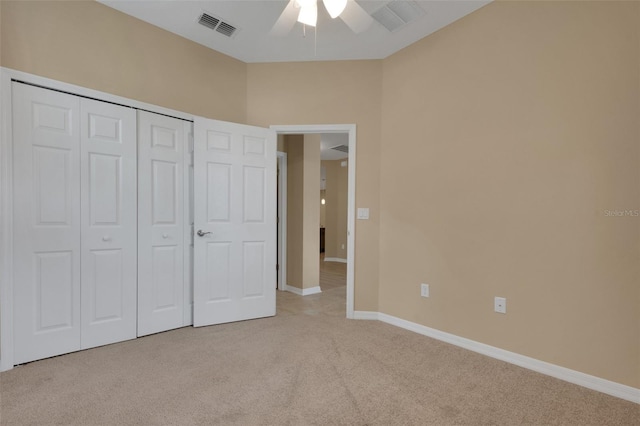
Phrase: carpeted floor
[{"left": 1, "top": 262, "right": 638, "bottom": 425}]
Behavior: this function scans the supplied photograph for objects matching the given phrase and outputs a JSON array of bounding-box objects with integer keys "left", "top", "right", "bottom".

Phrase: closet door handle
[
  {"left": 102, "top": 235, "right": 111, "bottom": 242},
  {"left": 162, "top": 234, "right": 169, "bottom": 239},
  {"left": 197, "top": 230, "right": 212, "bottom": 237}
]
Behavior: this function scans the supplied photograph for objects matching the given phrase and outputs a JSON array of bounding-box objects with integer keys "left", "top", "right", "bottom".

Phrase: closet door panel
[
  {"left": 80, "top": 98, "right": 137, "bottom": 350},
  {"left": 184, "top": 130, "right": 194, "bottom": 326},
  {"left": 137, "top": 111, "right": 186, "bottom": 337},
  {"left": 13, "top": 83, "right": 82, "bottom": 364}
]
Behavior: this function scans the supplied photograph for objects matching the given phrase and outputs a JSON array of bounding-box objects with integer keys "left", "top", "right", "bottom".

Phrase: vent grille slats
[
  {"left": 387, "top": 1, "right": 424, "bottom": 23},
  {"left": 331, "top": 145, "right": 349, "bottom": 153},
  {"left": 372, "top": 7, "right": 405, "bottom": 32},
  {"left": 216, "top": 22, "right": 237, "bottom": 37},
  {"left": 198, "top": 13, "right": 220, "bottom": 30},
  {"left": 370, "top": 1, "right": 426, "bottom": 33},
  {"left": 198, "top": 12, "right": 238, "bottom": 38}
]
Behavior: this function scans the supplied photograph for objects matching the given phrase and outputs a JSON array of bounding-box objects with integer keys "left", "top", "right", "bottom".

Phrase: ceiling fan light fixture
[
  {"left": 296, "top": 0, "right": 316, "bottom": 8},
  {"left": 297, "top": 2, "right": 318, "bottom": 27},
  {"left": 323, "top": 0, "right": 347, "bottom": 19}
]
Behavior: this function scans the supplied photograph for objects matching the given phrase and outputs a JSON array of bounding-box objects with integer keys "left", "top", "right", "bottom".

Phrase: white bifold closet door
[
  {"left": 13, "top": 84, "right": 82, "bottom": 363},
  {"left": 13, "top": 83, "right": 137, "bottom": 364},
  {"left": 193, "top": 117, "right": 276, "bottom": 327},
  {"left": 79, "top": 98, "right": 137, "bottom": 349},
  {"left": 137, "top": 111, "right": 192, "bottom": 336}
]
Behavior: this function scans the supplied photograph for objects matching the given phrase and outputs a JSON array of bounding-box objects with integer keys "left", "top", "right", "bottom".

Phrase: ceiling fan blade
[
  {"left": 339, "top": 0, "right": 374, "bottom": 34},
  {"left": 323, "top": 0, "right": 347, "bottom": 19},
  {"left": 270, "top": 0, "right": 299, "bottom": 37}
]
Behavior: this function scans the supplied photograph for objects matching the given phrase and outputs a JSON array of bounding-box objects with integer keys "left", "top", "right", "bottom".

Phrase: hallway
[{"left": 276, "top": 256, "right": 346, "bottom": 317}]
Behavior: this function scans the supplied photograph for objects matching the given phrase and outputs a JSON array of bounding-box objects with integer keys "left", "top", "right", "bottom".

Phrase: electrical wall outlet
[
  {"left": 494, "top": 297, "right": 506, "bottom": 314},
  {"left": 420, "top": 283, "right": 429, "bottom": 298}
]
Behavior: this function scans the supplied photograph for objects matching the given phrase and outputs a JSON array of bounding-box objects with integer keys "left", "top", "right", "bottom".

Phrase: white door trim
[
  {"left": 1, "top": 69, "right": 16, "bottom": 371},
  {"left": 270, "top": 125, "right": 356, "bottom": 320},
  {"left": 0, "top": 67, "right": 196, "bottom": 372},
  {"left": 276, "top": 151, "right": 288, "bottom": 292},
  {"left": 2, "top": 68, "right": 194, "bottom": 121}
]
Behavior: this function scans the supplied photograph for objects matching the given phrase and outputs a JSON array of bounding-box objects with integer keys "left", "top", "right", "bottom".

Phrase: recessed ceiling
[{"left": 98, "top": 0, "right": 491, "bottom": 63}]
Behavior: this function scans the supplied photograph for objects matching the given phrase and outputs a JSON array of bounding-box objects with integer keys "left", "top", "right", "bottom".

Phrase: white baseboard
[
  {"left": 324, "top": 257, "right": 347, "bottom": 263},
  {"left": 353, "top": 311, "right": 379, "bottom": 320},
  {"left": 285, "top": 285, "right": 322, "bottom": 296},
  {"left": 354, "top": 311, "right": 639, "bottom": 404}
]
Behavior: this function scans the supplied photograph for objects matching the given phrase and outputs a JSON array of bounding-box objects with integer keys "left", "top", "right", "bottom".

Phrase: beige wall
[
  {"left": 285, "top": 135, "right": 321, "bottom": 290},
  {"left": 380, "top": 1, "right": 639, "bottom": 388},
  {"left": 286, "top": 135, "right": 304, "bottom": 289},
  {"left": 247, "top": 61, "right": 382, "bottom": 311},
  {"left": 0, "top": 0, "right": 246, "bottom": 122},
  {"left": 322, "top": 160, "right": 348, "bottom": 260},
  {"left": 1, "top": 0, "right": 637, "bottom": 390},
  {"left": 302, "top": 135, "right": 322, "bottom": 288}
]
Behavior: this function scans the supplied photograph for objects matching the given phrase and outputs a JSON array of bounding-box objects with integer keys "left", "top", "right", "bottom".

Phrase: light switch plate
[{"left": 357, "top": 208, "right": 370, "bottom": 220}]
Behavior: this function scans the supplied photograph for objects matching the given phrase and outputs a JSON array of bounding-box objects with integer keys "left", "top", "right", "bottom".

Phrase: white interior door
[
  {"left": 193, "top": 117, "right": 276, "bottom": 326},
  {"left": 12, "top": 83, "right": 82, "bottom": 364},
  {"left": 79, "top": 98, "right": 137, "bottom": 349},
  {"left": 137, "top": 110, "right": 189, "bottom": 336}
]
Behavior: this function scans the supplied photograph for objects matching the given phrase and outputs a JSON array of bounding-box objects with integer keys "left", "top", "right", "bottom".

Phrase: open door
[{"left": 193, "top": 117, "right": 277, "bottom": 326}]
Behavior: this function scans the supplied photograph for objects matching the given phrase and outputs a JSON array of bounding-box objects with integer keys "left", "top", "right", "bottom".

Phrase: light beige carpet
[{"left": 1, "top": 284, "right": 638, "bottom": 425}]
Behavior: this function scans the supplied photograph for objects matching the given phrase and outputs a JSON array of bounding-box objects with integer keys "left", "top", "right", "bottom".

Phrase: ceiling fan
[{"left": 270, "top": 0, "right": 374, "bottom": 36}]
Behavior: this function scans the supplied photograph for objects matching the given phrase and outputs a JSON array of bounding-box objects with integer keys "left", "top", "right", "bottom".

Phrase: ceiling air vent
[
  {"left": 198, "top": 12, "right": 238, "bottom": 38},
  {"left": 216, "top": 21, "right": 237, "bottom": 37},
  {"left": 198, "top": 13, "right": 220, "bottom": 30},
  {"left": 331, "top": 145, "right": 349, "bottom": 153},
  {"left": 371, "top": 1, "right": 426, "bottom": 33}
]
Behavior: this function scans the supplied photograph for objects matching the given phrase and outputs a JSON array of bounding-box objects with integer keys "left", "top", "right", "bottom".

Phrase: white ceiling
[{"left": 99, "top": 0, "right": 490, "bottom": 63}]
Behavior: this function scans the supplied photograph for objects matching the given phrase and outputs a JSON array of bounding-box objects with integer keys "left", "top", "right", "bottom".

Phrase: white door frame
[
  {"left": 276, "top": 151, "right": 288, "bottom": 292},
  {"left": 0, "top": 67, "right": 195, "bottom": 372},
  {"left": 1, "top": 69, "right": 17, "bottom": 372},
  {"left": 270, "top": 125, "right": 356, "bottom": 319}
]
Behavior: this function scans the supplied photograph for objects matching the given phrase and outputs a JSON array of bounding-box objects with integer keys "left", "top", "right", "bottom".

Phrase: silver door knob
[
  {"left": 197, "top": 230, "right": 212, "bottom": 237},
  {"left": 162, "top": 233, "right": 169, "bottom": 239},
  {"left": 102, "top": 235, "right": 111, "bottom": 242}
]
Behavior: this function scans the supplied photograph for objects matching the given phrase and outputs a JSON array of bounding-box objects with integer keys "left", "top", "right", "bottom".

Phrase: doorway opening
[{"left": 272, "top": 125, "right": 356, "bottom": 319}]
